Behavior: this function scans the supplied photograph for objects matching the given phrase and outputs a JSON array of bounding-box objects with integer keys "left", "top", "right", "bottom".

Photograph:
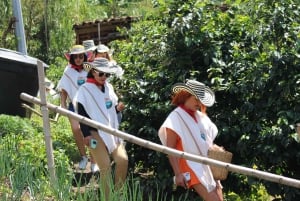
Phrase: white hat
[
  {"left": 83, "top": 58, "right": 118, "bottom": 74},
  {"left": 83, "top": 40, "right": 97, "bottom": 51},
  {"left": 68, "top": 45, "right": 86, "bottom": 54},
  {"left": 64, "top": 45, "right": 87, "bottom": 60},
  {"left": 96, "top": 44, "right": 110, "bottom": 53},
  {"left": 172, "top": 80, "right": 215, "bottom": 107}
]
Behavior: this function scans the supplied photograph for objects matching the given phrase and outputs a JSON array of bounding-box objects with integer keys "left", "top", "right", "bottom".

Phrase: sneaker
[
  {"left": 91, "top": 163, "right": 99, "bottom": 173},
  {"left": 78, "top": 156, "right": 88, "bottom": 170}
]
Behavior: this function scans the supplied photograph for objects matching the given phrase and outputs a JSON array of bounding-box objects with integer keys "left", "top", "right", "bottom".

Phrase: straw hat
[
  {"left": 83, "top": 58, "right": 118, "bottom": 74},
  {"left": 64, "top": 45, "right": 87, "bottom": 60},
  {"left": 172, "top": 80, "right": 215, "bottom": 107},
  {"left": 96, "top": 44, "right": 110, "bottom": 53},
  {"left": 83, "top": 40, "right": 97, "bottom": 51}
]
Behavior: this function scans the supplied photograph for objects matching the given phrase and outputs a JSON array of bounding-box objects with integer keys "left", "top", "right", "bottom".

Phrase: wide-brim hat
[
  {"left": 64, "top": 45, "right": 87, "bottom": 60},
  {"left": 83, "top": 58, "right": 118, "bottom": 74},
  {"left": 172, "top": 79, "right": 215, "bottom": 107},
  {"left": 83, "top": 40, "right": 97, "bottom": 51},
  {"left": 96, "top": 44, "right": 110, "bottom": 53}
]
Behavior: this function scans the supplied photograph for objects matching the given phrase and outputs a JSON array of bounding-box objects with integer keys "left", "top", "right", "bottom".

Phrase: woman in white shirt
[
  {"left": 57, "top": 45, "right": 99, "bottom": 172},
  {"left": 159, "top": 80, "right": 223, "bottom": 201},
  {"left": 74, "top": 58, "right": 127, "bottom": 200}
]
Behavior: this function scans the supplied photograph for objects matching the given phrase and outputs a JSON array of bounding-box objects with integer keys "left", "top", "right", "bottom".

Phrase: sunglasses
[
  {"left": 95, "top": 70, "right": 110, "bottom": 78},
  {"left": 73, "top": 54, "right": 84, "bottom": 59}
]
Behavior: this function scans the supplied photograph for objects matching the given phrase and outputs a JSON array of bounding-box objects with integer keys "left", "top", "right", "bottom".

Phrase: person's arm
[
  {"left": 60, "top": 89, "right": 68, "bottom": 109},
  {"left": 166, "top": 128, "right": 188, "bottom": 188},
  {"left": 115, "top": 102, "right": 125, "bottom": 113}
]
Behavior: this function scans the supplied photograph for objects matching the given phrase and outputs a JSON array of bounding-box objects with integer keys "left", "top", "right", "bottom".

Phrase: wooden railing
[{"left": 20, "top": 92, "right": 300, "bottom": 189}]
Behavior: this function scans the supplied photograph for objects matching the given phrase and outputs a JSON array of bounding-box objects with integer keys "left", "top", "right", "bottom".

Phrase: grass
[
  {"left": 0, "top": 112, "right": 273, "bottom": 200},
  {"left": 0, "top": 114, "right": 191, "bottom": 200}
]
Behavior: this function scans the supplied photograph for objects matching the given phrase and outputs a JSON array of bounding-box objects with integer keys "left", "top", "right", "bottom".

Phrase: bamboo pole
[
  {"left": 20, "top": 92, "right": 300, "bottom": 189},
  {"left": 36, "top": 61, "right": 56, "bottom": 183}
]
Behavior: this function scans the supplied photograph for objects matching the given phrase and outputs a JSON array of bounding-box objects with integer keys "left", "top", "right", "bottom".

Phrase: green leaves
[{"left": 113, "top": 0, "right": 300, "bottom": 199}]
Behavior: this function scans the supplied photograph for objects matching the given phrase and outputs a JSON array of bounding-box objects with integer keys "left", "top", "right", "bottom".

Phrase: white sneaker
[
  {"left": 91, "top": 163, "right": 99, "bottom": 173},
  {"left": 78, "top": 156, "right": 88, "bottom": 170}
]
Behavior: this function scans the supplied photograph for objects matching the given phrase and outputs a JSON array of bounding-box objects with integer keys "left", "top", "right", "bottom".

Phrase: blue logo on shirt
[
  {"left": 77, "top": 79, "right": 85, "bottom": 86},
  {"left": 201, "top": 133, "right": 206, "bottom": 141},
  {"left": 105, "top": 100, "right": 112, "bottom": 109}
]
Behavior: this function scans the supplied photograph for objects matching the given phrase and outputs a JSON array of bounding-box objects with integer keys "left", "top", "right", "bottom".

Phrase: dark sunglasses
[
  {"left": 73, "top": 54, "right": 84, "bottom": 59},
  {"left": 95, "top": 70, "right": 110, "bottom": 78}
]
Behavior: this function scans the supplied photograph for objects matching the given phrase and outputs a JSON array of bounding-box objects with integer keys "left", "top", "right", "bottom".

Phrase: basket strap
[{"left": 174, "top": 111, "right": 205, "bottom": 156}]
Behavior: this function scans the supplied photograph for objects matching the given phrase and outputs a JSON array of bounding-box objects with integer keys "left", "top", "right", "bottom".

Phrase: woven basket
[{"left": 207, "top": 148, "right": 233, "bottom": 180}]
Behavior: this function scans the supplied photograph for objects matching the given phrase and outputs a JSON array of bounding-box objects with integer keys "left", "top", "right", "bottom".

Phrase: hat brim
[
  {"left": 64, "top": 51, "right": 87, "bottom": 61},
  {"left": 172, "top": 83, "right": 215, "bottom": 107},
  {"left": 83, "top": 62, "right": 118, "bottom": 74},
  {"left": 94, "top": 66, "right": 118, "bottom": 73},
  {"left": 198, "top": 86, "right": 215, "bottom": 107},
  {"left": 64, "top": 53, "right": 70, "bottom": 61},
  {"left": 97, "top": 50, "right": 109, "bottom": 53},
  {"left": 68, "top": 50, "right": 87, "bottom": 55}
]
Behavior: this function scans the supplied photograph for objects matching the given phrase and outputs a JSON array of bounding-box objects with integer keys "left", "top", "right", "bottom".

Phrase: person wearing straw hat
[
  {"left": 57, "top": 45, "right": 99, "bottom": 173},
  {"left": 74, "top": 58, "right": 128, "bottom": 199},
  {"left": 95, "top": 44, "right": 124, "bottom": 78},
  {"left": 82, "top": 40, "right": 97, "bottom": 62},
  {"left": 158, "top": 80, "right": 223, "bottom": 201},
  {"left": 94, "top": 43, "right": 125, "bottom": 125},
  {"left": 95, "top": 44, "right": 111, "bottom": 59}
]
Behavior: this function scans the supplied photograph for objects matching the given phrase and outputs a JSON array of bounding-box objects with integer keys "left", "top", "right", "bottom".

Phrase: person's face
[
  {"left": 74, "top": 53, "right": 85, "bottom": 65},
  {"left": 92, "top": 70, "right": 111, "bottom": 85},
  {"left": 184, "top": 95, "right": 201, "bottom": 112}
]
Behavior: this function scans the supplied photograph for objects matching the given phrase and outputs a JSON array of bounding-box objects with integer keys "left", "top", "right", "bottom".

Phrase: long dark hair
[
  {"left": 87, "top": 70, "right": 94, "bottom": 78},
  {"left": 69, "top": 54, "right": 87, "bottom": 65}
]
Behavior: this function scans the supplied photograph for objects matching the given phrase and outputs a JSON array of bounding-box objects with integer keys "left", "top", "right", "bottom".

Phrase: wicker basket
[{"left": 207, "top": 148, "right": 233, "bottom": 180}]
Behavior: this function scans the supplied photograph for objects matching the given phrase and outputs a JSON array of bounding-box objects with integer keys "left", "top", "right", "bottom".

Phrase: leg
[
  {"left": 111, "top": 142, "right": 128, "bottom": 189},
  {"left": 192, "top": 183, "right": 223, "bottom": 201},
  {"left": 215, "top": 181, "right": 223, "bottom": 201},
  {"left": 89, "top": 131, "right": 112, "bottom": 200},
  {"left": 69, "top": 118, "right": 86, "bottom": 157}
]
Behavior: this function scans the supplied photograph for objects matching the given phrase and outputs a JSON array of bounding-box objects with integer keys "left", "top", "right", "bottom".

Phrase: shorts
[{"left": 68, "top": 102, "right": 75, "bottom": 112}]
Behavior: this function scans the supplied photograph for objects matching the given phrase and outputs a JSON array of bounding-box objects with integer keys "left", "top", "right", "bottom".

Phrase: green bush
[
  {"left": 112, "top": 0, "right": 300, "bottom": 200},
  {"left": 0, "top": 114, "right": 37, "bottom": 137}
]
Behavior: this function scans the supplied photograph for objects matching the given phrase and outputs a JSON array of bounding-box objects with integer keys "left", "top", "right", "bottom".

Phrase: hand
[
  {"left": 174, "top": 174, "right": 188, "bottom": 189},
  {"left": 116, "top": 102, "right": 125, "bottom": 112},
  {"left": 212, "top": 144, "right": 224, "bottom": 151}
]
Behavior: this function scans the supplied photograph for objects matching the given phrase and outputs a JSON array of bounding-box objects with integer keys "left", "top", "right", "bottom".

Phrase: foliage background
[
  {"left": 113, "top": 0, "right": 300, "bottom": 199},
  {"left": 1, "top": 0, "right": 300, "bottom": 200}
]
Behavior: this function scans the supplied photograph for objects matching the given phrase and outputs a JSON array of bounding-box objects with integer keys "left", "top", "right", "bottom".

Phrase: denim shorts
[{"left": 68, "top": 102, "right": 75, "bottom": 112}]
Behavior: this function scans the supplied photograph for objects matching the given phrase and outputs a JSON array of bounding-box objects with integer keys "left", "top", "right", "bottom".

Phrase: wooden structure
[
  {"left": 73, "top": 16, "right": 138, "bottom": 45},
  {"left": 0, "top": 48, "right": 47, "bottom": 117}
]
